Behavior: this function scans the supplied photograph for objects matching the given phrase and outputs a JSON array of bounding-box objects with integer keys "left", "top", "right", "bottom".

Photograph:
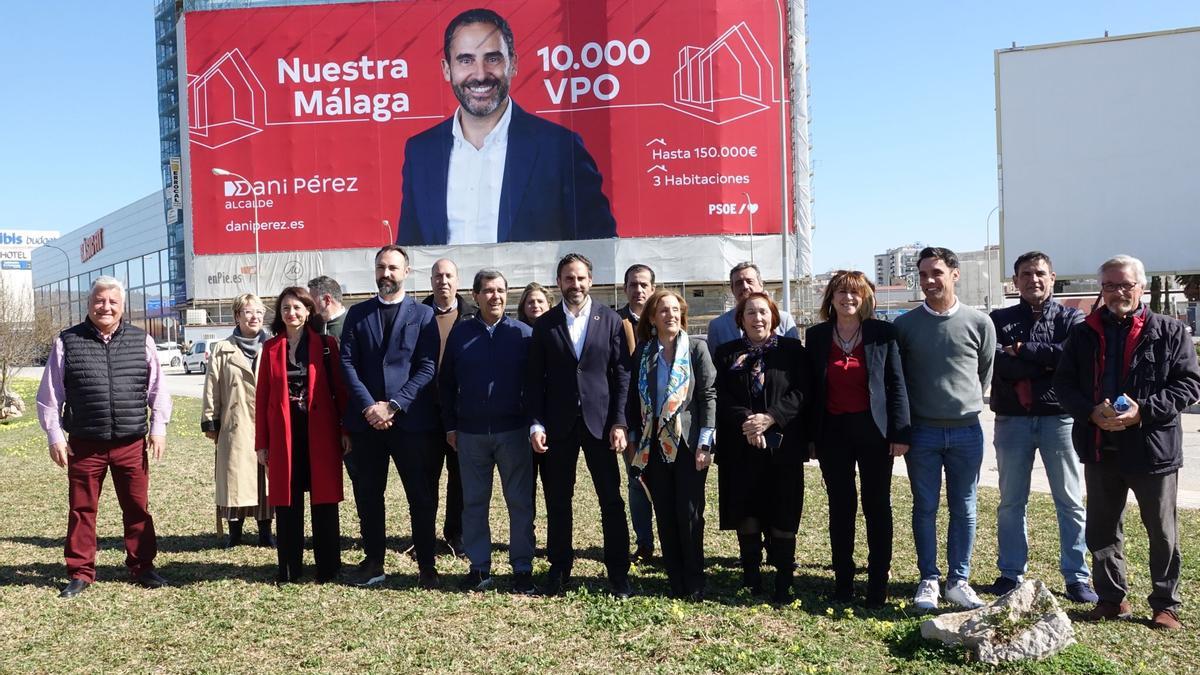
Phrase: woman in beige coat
[{"left": 201, "top": 293, "right": 273, "bottom": 547}]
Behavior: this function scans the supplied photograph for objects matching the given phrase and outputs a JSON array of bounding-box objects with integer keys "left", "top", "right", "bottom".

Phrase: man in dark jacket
[
  {"left": 988, "top": 252, "right": 1095, "bottom": 603},
  {"left": 422, "top": 258, "right": 477, "bottom": 555},
  {"left": 308, "top": 275, "right": 348, "bottom": 342},
  {"left": 1054, "top": 255, "right": 1200, "bottom": 630}
]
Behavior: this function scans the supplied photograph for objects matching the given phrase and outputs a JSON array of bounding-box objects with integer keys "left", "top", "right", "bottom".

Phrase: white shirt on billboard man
[{"left": 395, "top": 8, "right": 616, "bottom": 246}]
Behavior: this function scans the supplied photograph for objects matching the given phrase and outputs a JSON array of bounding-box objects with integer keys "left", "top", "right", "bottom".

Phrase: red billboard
[{"left": 184, "top": 0, "right": 791, "bottom": 255}]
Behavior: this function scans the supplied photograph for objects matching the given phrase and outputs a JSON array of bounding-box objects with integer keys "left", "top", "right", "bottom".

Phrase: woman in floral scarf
[{"left": 624, "top": 290, "right": 716, "bottom": 600}]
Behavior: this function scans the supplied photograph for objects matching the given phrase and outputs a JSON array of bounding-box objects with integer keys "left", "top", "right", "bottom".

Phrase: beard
[
  {"left": 452, "top": 75, "right": 510, "bottom": 118},
  {"left": 377, "top": 277, "right": 400, "bottom": 295}
]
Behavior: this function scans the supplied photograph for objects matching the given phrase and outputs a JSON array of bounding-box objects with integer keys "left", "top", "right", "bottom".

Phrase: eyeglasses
[
  {"left": 240, "top": 309, "right": 265, "bottom": 317},
  {"left": 1101, "top": 282, "right": 1139, "bottom": 293}
]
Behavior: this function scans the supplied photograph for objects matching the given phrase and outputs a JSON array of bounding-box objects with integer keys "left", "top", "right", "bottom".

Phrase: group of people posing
[{"left": 37, "top": 246, "right": 1199, "bottom": 632}]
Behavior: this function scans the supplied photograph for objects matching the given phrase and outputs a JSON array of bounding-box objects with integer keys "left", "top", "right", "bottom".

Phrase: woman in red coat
[{"left": 255, "top": 286, "right": 349, "bottom": 583}]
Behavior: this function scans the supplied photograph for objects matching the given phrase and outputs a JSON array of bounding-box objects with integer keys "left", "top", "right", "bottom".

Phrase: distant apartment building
[{"left": 873, "top": 244, "right": 922, "bottom": 286}]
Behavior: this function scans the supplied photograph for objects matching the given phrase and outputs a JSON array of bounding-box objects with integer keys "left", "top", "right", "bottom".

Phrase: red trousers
[{"left": 66, "top": 437, "right": 157, "bottom": 581}]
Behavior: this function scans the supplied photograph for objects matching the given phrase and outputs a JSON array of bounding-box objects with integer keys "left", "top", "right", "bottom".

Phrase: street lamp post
[
  {"left": 985, "top": 205, "right": 999, "bottom": 310},
  {"left": 211, "top": 167, "right": 260, "bottom": 295},
  {"left": 41, "top": 242, "right": 73, "bottom": 322}
]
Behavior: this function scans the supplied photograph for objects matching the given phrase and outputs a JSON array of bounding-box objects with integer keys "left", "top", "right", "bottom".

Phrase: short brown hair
[
  {"left": 636, "top": 289, "right": 689, "bottom": 344},
  {"left": 734, "top": 292, "right": 780, "bottom": 333},
  {"left": 375, "top": 244, "right": 410, "bottom": 265},
  {"left": 818, "top": 270, "right": 876, "bottom": 322},
  {"left": 270, "top": 286, "right": 317, "bottom": 335}
]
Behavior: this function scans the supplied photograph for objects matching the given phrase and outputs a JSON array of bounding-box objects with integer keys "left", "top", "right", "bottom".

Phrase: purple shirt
[{"left": 36, "top": 328, "right": 172, "bottom": 447}]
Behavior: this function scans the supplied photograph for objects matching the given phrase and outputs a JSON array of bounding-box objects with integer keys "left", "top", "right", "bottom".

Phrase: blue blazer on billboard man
[{"left": 396, "top": 9, "right": 617, "bottom": 246}]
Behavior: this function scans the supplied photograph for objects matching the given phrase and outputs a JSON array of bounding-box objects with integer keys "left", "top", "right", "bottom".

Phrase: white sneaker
[
  {"left": 945, "top": 580, "right": 985, "bottom": 609},
  {"left": 913, "top": 579, "right": 940, "bottom": 610}
]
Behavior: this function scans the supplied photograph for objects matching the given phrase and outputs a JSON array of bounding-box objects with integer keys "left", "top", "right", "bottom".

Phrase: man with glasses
[{"left": 1055, "top": 255, "right": 1200, "bottom": 630}]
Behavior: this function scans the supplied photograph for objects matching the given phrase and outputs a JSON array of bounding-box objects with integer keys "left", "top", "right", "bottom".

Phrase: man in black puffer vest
[{"left": 36, "top": 277, "right": 173, "bottom": 598}]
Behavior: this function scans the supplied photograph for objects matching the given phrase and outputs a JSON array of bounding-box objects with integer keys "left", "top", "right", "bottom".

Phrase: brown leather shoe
[
  {"left": 1083, "top": 600, "right": 1132, "bottom": 621},
  {"left": 1151, "top": 609, "right": 1183, "bottom": 630}
]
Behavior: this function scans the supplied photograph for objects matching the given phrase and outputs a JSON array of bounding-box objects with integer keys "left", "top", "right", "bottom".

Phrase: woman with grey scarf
[{"left": 201, "top": 293, "right": 274, "bottom": 547}]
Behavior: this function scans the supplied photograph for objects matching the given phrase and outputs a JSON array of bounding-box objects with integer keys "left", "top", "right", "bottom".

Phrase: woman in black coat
[
  {"left": 625, "top": 290, "right": 716, "bottom": 600},
  {"left": 806, "top": 270, "right": 910, "bottom": 607},
  {"left": 714, "top": 291, "right": 811, "bottom": 602}
]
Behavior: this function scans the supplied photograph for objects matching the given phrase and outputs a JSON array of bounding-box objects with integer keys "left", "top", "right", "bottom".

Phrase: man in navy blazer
[
  {"left": 527, "top": 253, "right": 633, "bottom": 597},
  {"left": 340, "top": 245, "right": 443, "bottom": 589},
  {"left": 396, "top": 8, "right": 617, "bottom": 246}
]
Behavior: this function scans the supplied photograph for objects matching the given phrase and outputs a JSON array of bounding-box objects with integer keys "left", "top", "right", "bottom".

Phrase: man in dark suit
[
  {"left": 421, "top": 258, "right": 477, "bottom": 555},
  {"left": 396, "top": 8, "right": 616, "bottom": 246},
  {"left": 340, "top": 245, "right": 443, "bottom": 589},
  {"left": 307, "top": 275, "right": 348, "bottom": 343},
  {"left": 527, "top": 253, "right": 633, "bottom": 597}
]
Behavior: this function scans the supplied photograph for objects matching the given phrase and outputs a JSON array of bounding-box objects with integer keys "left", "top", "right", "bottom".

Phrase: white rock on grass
[{"left": 920, "top": 579, "right": 1075, "bottom": 665}]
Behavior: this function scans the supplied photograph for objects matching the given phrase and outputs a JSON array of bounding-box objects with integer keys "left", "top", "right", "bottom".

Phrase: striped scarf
[{"left": 633, "top": 332, "right": 692, "bottom": 470}]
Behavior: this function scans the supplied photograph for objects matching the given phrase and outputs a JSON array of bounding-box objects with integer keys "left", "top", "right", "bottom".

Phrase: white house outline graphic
[
  {"left": 673, "top": 23, "right": 774, "bottom": 121},
  {"left": 188, "top": 49, "right": 268, "bottom": 150}
]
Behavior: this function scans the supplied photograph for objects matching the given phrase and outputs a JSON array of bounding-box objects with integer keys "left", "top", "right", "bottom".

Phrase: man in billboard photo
[
  {"left": 340, "top": 245, "right": 444, "bottom": 589},
  {"left": 894, "top": 247, "right": 996, "bottom": 611},
  {"left": 1054, "top": 255, "right": 1200, "bottom": 630},
  {"left": 37, "top": 277, "right": 172, "bottom": 598},
  {"left": 526, "top": 253, "right": 633, "bottom": 597},
  {"left": 986, "top": 251, "right": 1096, "bottom": 604},
  {"left": 421, "top": 258, "right": 477, "bottom": 556},
  {"left": 396, "top": 8, "right": 617, "bottom": 246}
]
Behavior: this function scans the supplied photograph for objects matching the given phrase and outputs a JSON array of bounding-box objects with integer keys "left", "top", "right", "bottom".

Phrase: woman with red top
[
  {"left": 255, "top": 287, "right": 350, "bottom": 583},
  {"left": 805, "top": 271, "right": 911, "bottom": 607}
]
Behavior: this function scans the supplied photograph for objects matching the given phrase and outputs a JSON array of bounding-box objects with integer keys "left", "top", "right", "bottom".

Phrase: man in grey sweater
[{"left": 894, "top": 247, "right": 996, "bottom": 611}]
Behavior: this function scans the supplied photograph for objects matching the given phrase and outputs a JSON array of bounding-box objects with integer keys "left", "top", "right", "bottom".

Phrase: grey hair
[
  {"left": 729, "top": 261, "right": 762, "bottom": 283},
  {"left": 90, "top": 276, "right": 126, "bottom": 302},
  {"left": 472, "top": 268, "right": 507, "bottom": 294},
  {"left": 1098, "top": 255, "right": 1147, "bottom": 286}
]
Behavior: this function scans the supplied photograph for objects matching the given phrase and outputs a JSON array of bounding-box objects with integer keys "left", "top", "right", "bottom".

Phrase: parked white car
[
  {"left": 183, "top": 340, "right": 211, "bottom": 374},
  {"left": 156, "top": 342, "right": 183, "bottom": 369}
]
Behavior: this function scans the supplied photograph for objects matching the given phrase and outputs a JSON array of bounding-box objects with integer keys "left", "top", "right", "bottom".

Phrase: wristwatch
[{"left": 387, "top": 400, "right": 401, "bottom": 415}]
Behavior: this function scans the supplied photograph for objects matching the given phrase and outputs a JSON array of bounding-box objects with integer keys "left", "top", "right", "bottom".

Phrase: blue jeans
[
  {"left": 456, "top": 429, "right": 535, "bottom": 574},
  {"left": 623, "top": 450, "right": 655, "bottom": 549},
  {"left": 994, "top": 414, "right": 1089, "bottom": 584},
  {"left": 905, "top": 422, "right": 984, "bottom": 583}
]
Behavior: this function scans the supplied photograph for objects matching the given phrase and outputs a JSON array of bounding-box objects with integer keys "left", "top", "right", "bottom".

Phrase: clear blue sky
[{"left": 2, "top": 1, "right": 1197, "bottom": 275}]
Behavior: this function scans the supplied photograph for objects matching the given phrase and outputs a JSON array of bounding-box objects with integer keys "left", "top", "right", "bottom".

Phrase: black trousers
[
  {"left": 276, "top": 430, "right": 340, "bottom": 582},
  {"left": 428, "top": 435, "right": 464, "bottom": 541},
  {"left": 644, "top": 443, "right": 708, "bottom": 595},
  {"left": 817, "top": 411, "right": 894, "bottom": 584},
  {"left": 541, "top": 418, "right": 631, "bottom": 581},
  {"left": 345, "top": 429, "right": 439, "bottom": 570}
]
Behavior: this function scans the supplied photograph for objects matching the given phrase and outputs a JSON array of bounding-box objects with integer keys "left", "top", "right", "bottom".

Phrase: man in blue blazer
[
  {"left": 396, "top": 8, "right": 617, "bottom": 246},
  {"left": 527, "top": 253, "right": 634, "bottom": 597},
  {"left": 340, "top": 245, "right": 443, "bottom": 589}
]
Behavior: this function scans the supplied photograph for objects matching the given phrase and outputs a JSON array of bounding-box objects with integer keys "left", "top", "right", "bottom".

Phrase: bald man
[{"left": 422, "top": 258, "right": 478, "bottom": 554}]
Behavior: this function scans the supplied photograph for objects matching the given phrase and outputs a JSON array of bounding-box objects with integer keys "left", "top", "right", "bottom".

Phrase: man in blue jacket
[
  {"left": 340, "top": 245, "right": 443, "bottom": 589},
  {"left": 1055, "top": 255, "right": 1200, "bottom": 630},
  {"left": 988, "top": 251, "right": 1095, "bottom": 603},
  {"left": 396, "top": 8, "right": 616, "bottom": 245},
  {"left": 440, "top": 268, "right": 536, "bottom": 594}
]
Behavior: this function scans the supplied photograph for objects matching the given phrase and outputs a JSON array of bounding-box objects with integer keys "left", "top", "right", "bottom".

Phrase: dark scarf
[
  {"left": 230, "top": 327, "right": 268, "bottom": 368},
  {"left": 730, "top": 334, "right": 779, "bottom": 397}
]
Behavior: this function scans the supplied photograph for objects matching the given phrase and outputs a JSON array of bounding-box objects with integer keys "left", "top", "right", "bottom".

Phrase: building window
[{"left": 144, "top": 252, "right": 160, "bottom": 285}]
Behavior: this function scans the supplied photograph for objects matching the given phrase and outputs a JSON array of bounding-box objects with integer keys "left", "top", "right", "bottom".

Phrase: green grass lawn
[{"left": 0, "top": 379, "right": 1194, "bottom": 673}]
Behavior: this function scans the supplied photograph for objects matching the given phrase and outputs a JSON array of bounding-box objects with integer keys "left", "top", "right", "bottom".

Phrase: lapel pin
[{"left": 593, "top": 315, "right": 599, "bottom": 321}]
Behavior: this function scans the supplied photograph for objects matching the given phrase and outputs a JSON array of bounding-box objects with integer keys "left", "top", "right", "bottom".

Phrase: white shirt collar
[
  {"left": 922, "top": 298, "right": 960, "bottom": 316},
  {"left": 377, "top": 291, "right": 406, "bottom": 305},
  {"left": 329, "top": 306, "right": 347, "bottom": 321},
  {"left": 451, "top": 99, "right": 513, "bottom": 149}
]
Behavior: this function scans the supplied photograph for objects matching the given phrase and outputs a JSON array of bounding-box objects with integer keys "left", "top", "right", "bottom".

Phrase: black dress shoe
[
  {"left": 688, "top": 589, "right": 706, "bottom": 603},
  {"left": 418, "top": 569, "right": 441, "bottom": 590},
  {"left": 543, "top": 566, "right": 571, "bottom": 596},
  {"left": 445, "top": 535, "right": 466, "bottom": 557},
  {"left": 609, "top": 577, "right": 633, "bottom": 600},
  {"left": 59, "top": 578, "right": 90, "bottom": 598},
  {"left": 629, "top": 543, "right": 654, "bottom": 564},
  {"left": 133, "top": 570, "right": 169, "bottom": 589}
]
